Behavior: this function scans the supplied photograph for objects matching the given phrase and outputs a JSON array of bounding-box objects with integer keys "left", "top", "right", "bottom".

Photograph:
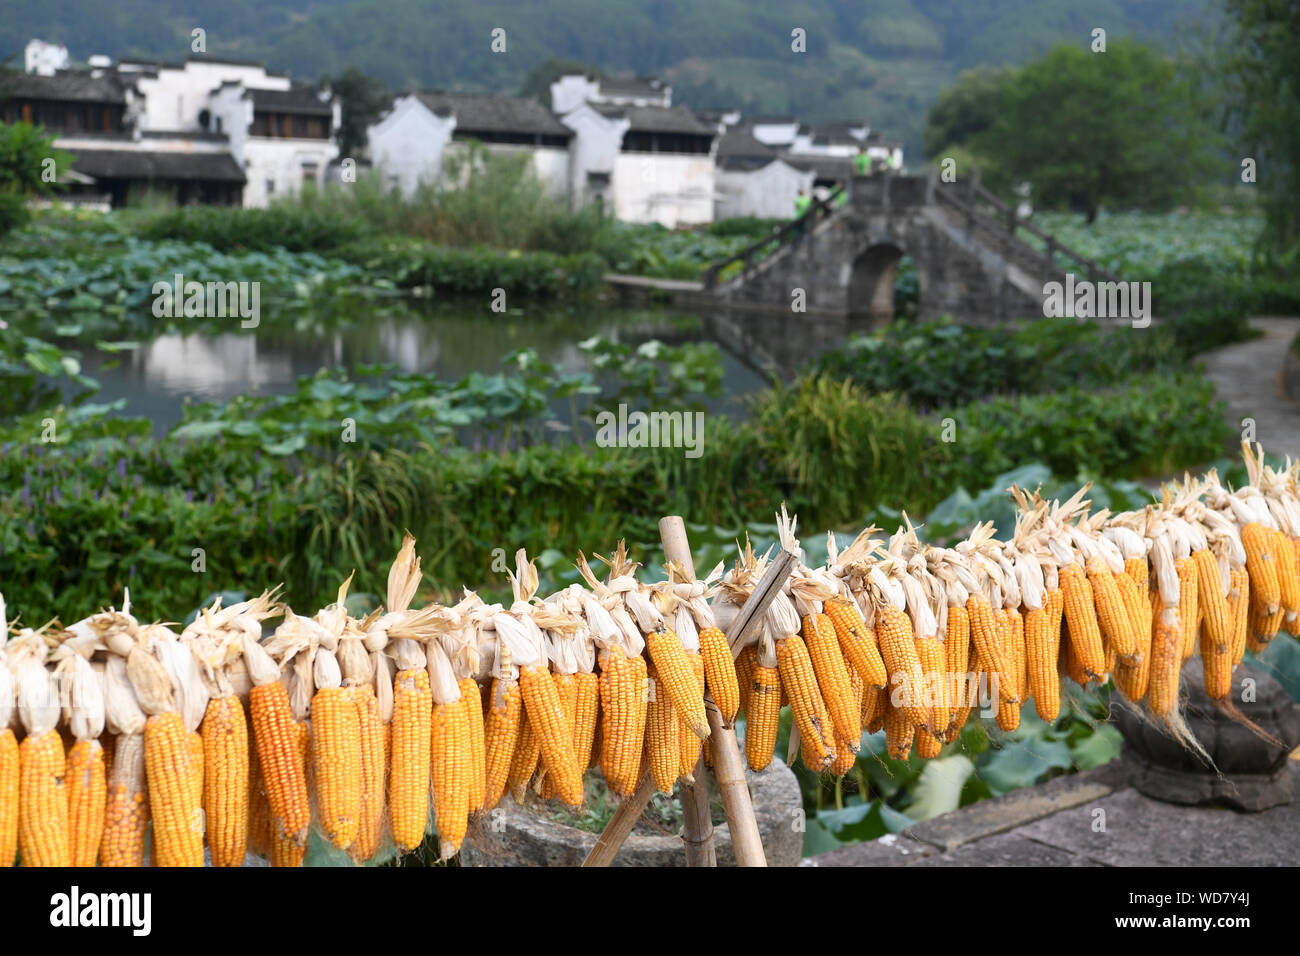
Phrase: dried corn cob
[{"left": 646, "top": 665, "right": 680, "bottom": 793}]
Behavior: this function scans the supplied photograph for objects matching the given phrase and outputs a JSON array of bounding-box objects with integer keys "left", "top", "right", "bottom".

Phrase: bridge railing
[
  {"left": 701, "top": 183, "right": 846, "bottom": 290},
  {"left": 934, "top": 172, "right": 1120, "bottom": 284}
]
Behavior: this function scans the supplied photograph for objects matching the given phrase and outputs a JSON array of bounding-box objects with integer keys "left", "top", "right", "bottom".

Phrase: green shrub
[{"left": 135, "top": 203, "right": 373, "bottom": 253}]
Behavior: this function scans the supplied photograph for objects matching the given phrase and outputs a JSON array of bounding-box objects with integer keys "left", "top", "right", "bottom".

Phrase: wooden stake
[{"left": 582, "top": 519, "right": 796, "bottom": 866}]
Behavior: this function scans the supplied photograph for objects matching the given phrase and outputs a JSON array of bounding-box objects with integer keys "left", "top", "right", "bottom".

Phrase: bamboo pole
[
  {"left": 659, "top": 516, "right": 717, "bottom": 867},
  {"left": 582, "top": 521, "right": 796, "bottom": 866}
]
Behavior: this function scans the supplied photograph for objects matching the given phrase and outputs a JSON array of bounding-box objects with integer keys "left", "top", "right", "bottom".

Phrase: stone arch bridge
[{"left": 680, "top": 173, "right": 1118, "bottom": 326}]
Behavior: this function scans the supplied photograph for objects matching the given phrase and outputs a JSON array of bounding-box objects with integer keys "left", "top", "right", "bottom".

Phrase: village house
[
  {"left": 366, "top": 91, "right": 572, "bottom": 197},
  {"left": 713, "top": 126, "right": 814, "bottom": 219},
  {"left": 1, "top": 39, "right": 340, "bottom": 208}
]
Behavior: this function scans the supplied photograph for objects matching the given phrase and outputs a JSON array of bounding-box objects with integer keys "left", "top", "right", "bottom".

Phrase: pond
[{"left": 68, "top": 298, "right": 785, "bottom": 434}]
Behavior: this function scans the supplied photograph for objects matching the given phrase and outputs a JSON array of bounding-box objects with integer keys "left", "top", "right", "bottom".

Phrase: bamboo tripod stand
[{"left": 582, "top": 515, "right": 797, "bottom": 867}]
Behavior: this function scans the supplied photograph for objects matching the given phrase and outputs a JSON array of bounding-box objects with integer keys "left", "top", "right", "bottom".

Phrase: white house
[
  {"left": 790, "top": 122, "right": 869, "bottom": 157},
  {"left": 748, "top": 116, "right": 801, "bottom": 150},
  {"left": 24, "top": 39, "right": 69, "bottom": 76},
  {"left": 714, "top": 127, "right": 813, "bottom": 219},
  {"left": 550, "top": 74, "right": 671, "bottom": 114},
  {"left": 367, "top": 91, "right": 572, "bottom": 197}
]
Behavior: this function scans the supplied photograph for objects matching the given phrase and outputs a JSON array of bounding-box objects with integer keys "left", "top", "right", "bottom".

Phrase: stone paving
[
  {"left": 802, "top": 760, "right": 1300, "bottom": 867},
  {"left": 1202, "top": 317, "right": 1300, "bottom": 461}
]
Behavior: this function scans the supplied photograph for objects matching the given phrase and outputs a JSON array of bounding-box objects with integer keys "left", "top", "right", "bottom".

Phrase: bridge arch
[{"left": 848, "top": 241, "right": 911, "bottom": 324}]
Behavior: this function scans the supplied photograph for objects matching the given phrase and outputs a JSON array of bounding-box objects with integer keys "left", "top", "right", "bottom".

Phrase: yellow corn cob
[
  {"left": 862, "top": 683, "right": 886, "bottom": 734},
  {"left": 777, "top": 635, "right": 835, "bottom": 772},
  {"left": 484, "top": 678, "right": 523, "bottom": 810},
  {"left": 1275, "top": 531, "right": 1300, "bottom": 615},
  {"left": 66, "top": 739, "right": 105, "bottom": 868},
  {"left": 882, "top": 696, "right": 914, "bottom": 760},
  {"left": 99, "top": 733, "right": 148, "bottom": 867},
  {"left": 943, "top": 604, "right": 971, "bottom": 738},
  {"left": 1242, "top": 523, "right": 1280, "bottom": 615},
  {"left": 746, "top": 663, "right": 780, "bottom": 771},
  {"left": 1112, "top": 574, "right": 1152, "bottom": 703},
  {"left": 678, "top": 654, "right": 705, "bottom": 778},
  {"left": 646, "top": 665, "right": 680, "bottom": 793},
  {"left": 735, "top": 645, "right": 756, "bottom": 717},
  {"left": 826, "top": 598, "right": 889, "bottom": 688},
  {"left": 915, "top": 635, "right": 947, "bottom": 740},
  {"left": 250, "top": 681, "right": 311, "bottom": 852},
  {"left": 430, "top": 695, "right": 471, "bottom": 856},
  {"left": 1087, "top": 557, "right": 1137, "bottom": 659},
  {"left": 200, "top": 696, "right": 249, "bottom": 867},
  {"left": 1024, "top": 605, "right": 1060, "bottom": 721},
  {"left": 520, "top": 665, "right": 583, "bottom": 808},
  {"left": 803, "top": 612, "right": 861, "bottom": 749},
  {"left": 571, "top": 672, "right": 600, "bottom": 775},
  {"left": 1200, "top": 627, "right": 1232, "bottom": 700},
  {"left": 645, "top": 630, "right": 709, "bottom": 740},
  {"left": 350, "top": 685, "right": 386, "bottom": 862},
  {"left": 507, "top": 708, "right": 541, "bottom": 797},
  {"left": 269, "top": 722, "right": 309, "bottom": 867},
  {"left": 0, "top": 728, "right": 17, "bottom": 867},
  {"left": 246, "top": 726, "right": 271, "bottom": 860},
  {"left": 1060, "top": 564, "right": 1105, "bottom": 679},
  {"left": 1175, "top": 556, "right": 1199, "bottom": 661},
  {"left": 186, "top": 731, "right": 203, "bottom": 824},
  {"left": 877, "top": 603, "right": 932, "bottom": 728},
  {"left": 312, "top": 686, "right": 361, "bottom": 851},
  {"left": 994, "top": 609, "right": 1021, "bottom": 731},
  {"left": 1148, "top": 598, "right": 1183, "bottom": 717},
  {"left": 1228, "top": 566, "right": 1250, "bottom": 667},
  {"left": 19, "top": 729, "right": 69, "bottom": 867},
  {"left": 831, "top": 669, "right": 864, "bottom": 775},
  {"left": 540, "top": 674, "right": 577, "bottom": 801},
  {"left": 1247, "top": 595, "right": 1282, "bottom": 654},
  {"left": 457, "top": 678, "right": 486, "bottom": 815},
  {"left": 966, "top": 595, "right": 1017, "bottom": 704},
  {"left": 389, "top": 668, "right": 432, "bottom": 852},
  {"left": 698, "top": 626, "right": 740, "bottom": 725},
  {"left": 1192, "top": 549, "right": 1231, "bottom": 653},
  {"left": 598, "top": 648, "right": 647, "bottom": 799},
  {"left": 144, "top": 712, "right": 203, "bottom": 867}
]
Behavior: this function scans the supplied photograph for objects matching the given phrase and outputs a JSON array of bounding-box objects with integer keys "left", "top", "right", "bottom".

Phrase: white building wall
[
  {"left": 716, "top": 160, "right": 814, "bottom": 219},
  {"left": 25, "top": 40, "right": 69, "bottom": 76},
  {"left": 612, "top": 151, "right": 714, "bottom": 226},
  {"left": 550, "top": 75, "right": 600, "bottom": 114},
  {"left": 366, "top": 96, "right": 456, "bottom": 195},
  {"left": 751, "top": 121, "right": 800, "bottom": 148},
  {"left": 242, "top": 137, "right": 339, "bottom": 207},
  {"left": 132, "top": 62, "right": 289, "bottom": 134},
  {"left": 559, "top": 105, "right": 628, "bottom": 209}
]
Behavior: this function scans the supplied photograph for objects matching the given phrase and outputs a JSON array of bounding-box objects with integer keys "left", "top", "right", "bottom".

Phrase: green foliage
[
  {"left": 923, "top": 64, "right": 1011, "bottom": 158},
  {"left": 0, "top": 122, "right": 73, "bottom": 236},
  {"left": 135, "top": 202, "right": 373, "bottom": 253},
  {"left": 325, "top": 66, "right": 392, "bottom": 160},
  {"left": 972, "top": 40, "right": 1220, "bottom": 221}
]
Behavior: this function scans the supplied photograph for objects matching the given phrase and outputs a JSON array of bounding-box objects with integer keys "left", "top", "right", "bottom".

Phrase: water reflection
[{"left": 77, "top": 300, "right": 791, "bottom": 433}]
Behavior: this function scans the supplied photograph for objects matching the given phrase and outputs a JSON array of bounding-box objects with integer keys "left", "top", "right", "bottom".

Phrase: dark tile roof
[
  {"left": 598, "top": 75, "right": 668, "bottom": 98},
  {"left": 66, "top": 147, "right": 246, "bottom": 183},
  {"left": 0, "top": 71, "right": 131, "bottom": 104},
  {"left": 414, "top": 91, "right": 570, "bottom": 137},
  {"left": 783, "top": 153, "right": 854, "bottom": 180},
  {"left": 592, "top": 103, "right": 714, "bottom": 135},
  {"left": 716, "top": 127, "right": 777, "bottom": 169},
  {"left": 249, "top": 86, "right": 334, "bottom": 116}
]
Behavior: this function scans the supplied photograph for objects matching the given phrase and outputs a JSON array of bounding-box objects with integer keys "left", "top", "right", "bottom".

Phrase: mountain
[{"left": 2, "top": 0, "right": 1216, "bottom": 156}]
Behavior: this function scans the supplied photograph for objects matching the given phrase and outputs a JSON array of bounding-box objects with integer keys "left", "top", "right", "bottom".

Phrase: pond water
[{"left": 72, "top": 298, "right": 793, "bottom": 434}]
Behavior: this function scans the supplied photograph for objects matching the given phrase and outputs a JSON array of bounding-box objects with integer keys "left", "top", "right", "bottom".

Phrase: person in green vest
[
  {"left": 794, "top": 188, "right": 812, "bottom": 218},
  {"left": 833, "top": 180, "right": 848, "bottom": 208},
  {"left": 854, "top": 145, "right": 870, "bottom": 176}
]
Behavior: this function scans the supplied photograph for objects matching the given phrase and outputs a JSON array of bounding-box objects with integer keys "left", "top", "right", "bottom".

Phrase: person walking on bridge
[{"left": 794, "top": 188, "right": 812, "bottom": 237}]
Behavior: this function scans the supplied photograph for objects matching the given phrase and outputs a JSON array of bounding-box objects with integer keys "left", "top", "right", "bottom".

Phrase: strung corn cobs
[
  {"left": 247, "top": 733, "right": 271, "bottom": 860},
  {"left": 250, "top": 681, "right": 312, "bottom": 852},
  {"left": 994, "top": 610, "right": 1021, "bottom": 732},
  {"left": 1176, "top": 557, "right": 1199, "bottom": 661},
  {"left": 66, "top": 740, "right": 105, "bottom": 868},
  {"left": 144, "top": 712, "right": 203, "bottom": 867},
  {"left": 201, "top": 696, "right": 249, "bottom": 867},
  {"left": 697, "top": 626, "right": 740, "bottom": 725},
  {"left": 484, "top": 677, "right": 523, "bottom": 810},
  {"left": 1087, "top": 558, "right": 1137, "bottom": 659},
  {"left": 100, "top": 733, "right": 148, "bottom": 867},
  {"left": 541, "top": 674, "right": 578, "bottom": 801},
  {"left": 1060, "top": 565, "right": 1105, "bottom": 680},
  {"left": 1242, "top": 523, "right": 1281, "bottom": 615},
  {"left": 882, "top": 696, "right": 914, "bottom": 760},
  {"left": 507, "top": 709, "right": 541, "bottom": 797},
  {"left": 1229, "top": 567, "right": 1250, "bottom": 667},
  {"left": 827, "top": 598, "right": 888, "bottom": 688},
  {"left": 350, "top": 685, "right": 387, "bottom": 862},
  {"left": 966, "top": 596, "right": 1015, "bottom": 705},
  {"left": 877, "top": 603, "right": 932, "bottom": 727},
  {"left": 597, "top": 647, "right": 647, "bottom": 798},
  {"left": 1148, "top": 599, "right": 1183, "bottom": 718},
  {"left": 269, "top": 721, "right": 310, "bottom": 867},
  {"left": 803, "top": 613, "right": 861, "bottom": 749},
  {"left": 389, "top": 667, "right": 433, "bottom": 852},
  {"left": 520, "top": 665, "right": 583, "bottom": 808},
  {"left": 430, "top": 694, "right": 471, "bottom": 857},
  {"left": 0, "top": 729, "right": 17, "bottom": 867},
  {"left": 312, "top": 687, "right": 362, "bottom": 851},
  {"left": 644, "top": 630, "right": 709, "bottom": 741},
  {"left": 1024, "top": 604, "right": 1060, "bottom": 721},
  {"left": 571, "top": 672, "right": 600, "bottom": 773},
  {"left": 944, "top": 605, "right": 971, "bottom": 735},
  {"left": 19, "top": 730, "right": 69, "bottom": 867},
  {"left": 831, "top": 669, "right": 864, "bottom": 775},
  {"left": 777, "top": 635, "right": 834, "bottom": 772},
  {"left": 745, "top": 654, "right": 781, "bottom": 771},
  {"left": 458, "top": 677, "right": 487, "bottom": 814},
  {"left": 678, "top": 654, "right": 705, "bottom": 778},
  {"left": 646, "top": 665, "right": 680, "bottom": 793}
]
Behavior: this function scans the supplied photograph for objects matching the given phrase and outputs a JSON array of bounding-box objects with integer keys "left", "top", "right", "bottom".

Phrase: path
[{"left": 1202, "top": 316, "right": 1300, "bottom": 461}]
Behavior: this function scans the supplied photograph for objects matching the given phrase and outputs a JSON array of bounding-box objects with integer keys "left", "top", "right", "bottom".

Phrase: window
[
  {"left": 266, "top": 179, "right": 275, "bottom": 196},
  {"left": 302, "top": 163, "right": 318, "bottom": 183}
]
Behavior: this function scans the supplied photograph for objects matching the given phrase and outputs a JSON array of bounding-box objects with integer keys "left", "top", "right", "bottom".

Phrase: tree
[
  {"left": 923, "top": 65, "right": 1012, "bottom": 159},
  {"left": 0, "top": 121, "right": 73, "bottom": 235},
  {"left": 1220, "top": 0, "right": 1300, "bottom": 256},
  {"left": 972, "top": 40, "right": 1218, "bottom": 222},
  {"left": 325, "top": 66, "right": 392, "bottom": 162},
  {"left": 517, "top": 58, "right": 603, "bottom": 106}
]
